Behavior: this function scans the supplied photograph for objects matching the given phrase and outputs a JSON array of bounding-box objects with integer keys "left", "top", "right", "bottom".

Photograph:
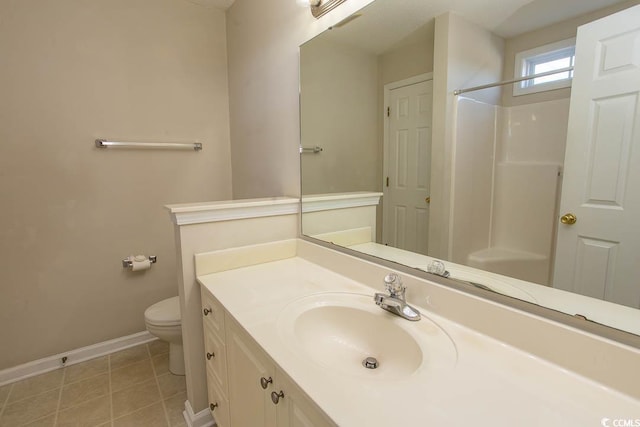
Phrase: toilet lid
[{"left": 145, "top": 296, "right": 181, "bottom": 326}]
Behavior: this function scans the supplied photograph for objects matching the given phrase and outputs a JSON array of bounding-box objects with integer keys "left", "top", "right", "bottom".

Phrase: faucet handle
[
  {"left": 427, "top": 260, "right": 450, "bottom": 278},
  {"left": 383, "top": 273, "right": 404, "bottom": 296}
]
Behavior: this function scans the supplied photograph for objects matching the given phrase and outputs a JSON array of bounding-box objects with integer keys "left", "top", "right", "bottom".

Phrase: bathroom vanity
[
  {"left": 201, "top": 283, "right": 334, "bottom": 427},
  {"left": 195, "top": 239, "right": 640, "bottom": 427}
]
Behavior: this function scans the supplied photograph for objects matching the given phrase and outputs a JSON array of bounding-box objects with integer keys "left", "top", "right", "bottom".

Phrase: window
[{"left": 513, "top": 38, "right": 576, "bottom": 96}]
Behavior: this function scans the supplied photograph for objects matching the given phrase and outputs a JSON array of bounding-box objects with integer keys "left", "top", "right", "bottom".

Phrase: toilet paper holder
[{"left": 122, "top": 255, "right": 157, "bottom": 269}]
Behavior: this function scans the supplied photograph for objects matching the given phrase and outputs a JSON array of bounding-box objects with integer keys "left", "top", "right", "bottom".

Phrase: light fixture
[{"left": 302, "top": 0, "right": 347, "bottom": 19}]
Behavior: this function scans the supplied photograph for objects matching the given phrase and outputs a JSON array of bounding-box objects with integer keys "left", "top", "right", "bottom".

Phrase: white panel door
[
  {"left": 553, "top": 5, "right": 640, "bottom": 308},
  {"left": 383, "top": 80, "right": 433, "bottom": 255}
]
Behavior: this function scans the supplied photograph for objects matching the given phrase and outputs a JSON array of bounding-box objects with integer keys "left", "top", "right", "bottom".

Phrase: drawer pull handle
[
  {"left": 271, "top": 390, "right": 285, "bottom": 404},
  {"left": 203, "top": 308, "right": 212, "bottom": 316},
  {"left": 206, "top": 352, "right": 215, "bottom": 360},
  {"left": 210, "top": 402, "right": 218, "bottom": 411},
  {"left": 260, "top": 376, "right": 273, "bottom": 389}
]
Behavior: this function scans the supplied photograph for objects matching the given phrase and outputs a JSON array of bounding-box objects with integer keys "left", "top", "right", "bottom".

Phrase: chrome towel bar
[
  {"left": 95, "top": 139, "right": 202, "bottom": 151},
  {"left": 300, "top": 145, "right": 323, "bottom": 154}
]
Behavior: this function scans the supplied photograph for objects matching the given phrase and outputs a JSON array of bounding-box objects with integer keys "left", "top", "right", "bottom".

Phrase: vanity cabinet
[
  {"left": 201, "top": 287, "right": 335, "bottom": 427},
  {"left": 226, "top": 317, "right": 277, "bottom": 426},
  {"left": 202, "top": 289, "right": 230, "bottom": 427},
  {"left": 274, "top": 370, "right": 335, "bottom": 427}
]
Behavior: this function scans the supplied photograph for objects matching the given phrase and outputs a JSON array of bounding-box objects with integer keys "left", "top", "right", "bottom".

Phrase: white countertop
[{"left": 198, "top": 256, "right": 640, "bottom": 427}]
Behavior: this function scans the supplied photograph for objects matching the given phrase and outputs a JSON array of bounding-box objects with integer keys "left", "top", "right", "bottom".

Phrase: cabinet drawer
[
  {"left": 207, "top": 370, "right": 230, "bottom": 427},
  {"left": 204, "top": 321, "right": 228, "bottom": 396},
  {"left": 201, "top": 288, "right": 225, "bottom": 341}
]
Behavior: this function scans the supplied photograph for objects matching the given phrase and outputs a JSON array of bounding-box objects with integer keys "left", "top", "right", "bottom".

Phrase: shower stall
[{"left": 449, "top": 84, "right": 570, "bottom": 286}]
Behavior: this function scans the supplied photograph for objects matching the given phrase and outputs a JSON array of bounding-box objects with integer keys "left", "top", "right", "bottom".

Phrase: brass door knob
[
  {"left": 425, "top": 197, "right": 431, "bottom": 204},
  {"left": 560, "top": 213, "right": 577, "bottom": 225}
]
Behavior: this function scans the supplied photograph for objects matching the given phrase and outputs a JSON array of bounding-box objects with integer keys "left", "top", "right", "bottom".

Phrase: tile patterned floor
[{"left": 0, "top": 341, "right": 187, "bottom": 427}]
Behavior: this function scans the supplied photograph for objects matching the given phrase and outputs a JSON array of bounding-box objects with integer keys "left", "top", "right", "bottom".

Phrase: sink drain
[{"left": 362, "top": 356, "right": 379, "bottom": 369}]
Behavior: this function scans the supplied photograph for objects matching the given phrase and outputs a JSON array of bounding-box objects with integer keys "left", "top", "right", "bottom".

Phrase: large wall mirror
[{"left": 300, "top": 0, "right": 640, "bottom": 337}]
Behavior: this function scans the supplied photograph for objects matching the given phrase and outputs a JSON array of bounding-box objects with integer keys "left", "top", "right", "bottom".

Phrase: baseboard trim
[
  {"left": 184, "top": 400, "right": 215, "bottom": 427},
  {"left": 0, "top": 331, "right": 156, "bottom": 387}
]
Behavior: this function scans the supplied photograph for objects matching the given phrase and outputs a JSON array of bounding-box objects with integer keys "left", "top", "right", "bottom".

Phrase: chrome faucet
[{"left": 374, "top": 273, "right": 421, "bottom": 321}]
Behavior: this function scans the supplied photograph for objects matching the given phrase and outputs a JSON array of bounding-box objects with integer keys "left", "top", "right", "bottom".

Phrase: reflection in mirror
[{"left": 300, "top": 0, "right": 640, "bottom": 336}]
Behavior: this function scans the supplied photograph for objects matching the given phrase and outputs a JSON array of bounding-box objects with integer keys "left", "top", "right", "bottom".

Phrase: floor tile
[
  {"left": 157, "top": 374, "right": 186, "bottom": 399},
  {"left": 113, "top": 402, "right": 168, "bottom": 427},
  {"left": 112, "top": 378, "right": 161, "bottom": 419},
  {"left": 23, "top": 414, "right": 56, "bottom": 427},
  {"left": 110, "top": 359, "right": 154, "bottom": 392},
  {"left": 7, "top": 370, "right": 63, "bottom": 403},
  {"left": 0, "top": 388, "right": 59, "bottom": 427},
  {"left": 0, "top": 384, "right": 11, "bottom": 409},
  {"left": 59, "top": 373, "right": 109, "bottom": 410},
  {"left": 152, "top": 354, "right": 170, "bottom": 376},
  {"left": 164, "top": 392, "right": 187, "bottom": 427},
  {"left": 64, "top": 356, "right": 109, "bottom": 385},
  {"left": 147, "top": 340, "right": 169, "bottom": 357},
  {"left": 56, "top": 394, "right": 111, "bottom": 426},
  {"left": 2, "top": 344, "right": 183, "bottom": 427},
  {"left": 109, "top": 345, "right": 149, "bottom": 370}
]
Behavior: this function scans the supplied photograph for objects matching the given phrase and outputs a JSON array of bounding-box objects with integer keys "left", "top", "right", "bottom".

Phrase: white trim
[
  {"left": 301, "top": 192, "right": 382, "bottom": 213},
  {"left": 0, "top": 331, "right": 155, "bottom": 387},
  {"left": 183, "top": 399, "right": 215, "bottom": 427},
  {"left": 382, "top": 73, "right": 434, "bottom": 245},
  {"left": 166, "top": 197, "right": 300, "bottom": 226}
]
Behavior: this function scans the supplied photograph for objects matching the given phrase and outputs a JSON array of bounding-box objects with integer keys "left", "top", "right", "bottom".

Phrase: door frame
[{"left": 382, "top": 72, "right": 434, "bottom": 245}]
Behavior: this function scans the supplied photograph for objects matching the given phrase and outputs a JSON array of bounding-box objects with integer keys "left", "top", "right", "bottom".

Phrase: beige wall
[
  {"left": 0, "top": 0, "right": 231, "bottom": 370},
  {"left": 502, "top": 0, "right": 640, "bottom": 107},
  {"left": 300, "top": 38, "right": 379, "bottom": 195},
  {"left": 378, "top": 22, "right": 435, "bottom": 87},
  {"left": 226, "top": 0, "right": 375, "bottom": 199},
  {"left": 226, "top": 0, "right": 309, "bottom": 199}
]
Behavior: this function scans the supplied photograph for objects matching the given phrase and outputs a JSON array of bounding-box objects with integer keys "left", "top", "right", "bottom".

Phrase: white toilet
[{"left": 144, "top": 296, "right": 185, "bottom": 375}]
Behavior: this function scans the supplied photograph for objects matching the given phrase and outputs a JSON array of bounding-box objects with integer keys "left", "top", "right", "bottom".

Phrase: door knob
[
  {"left": 425, "top": 197, "right": 431, "bottom": 204},
  {"left": 560, "top": 213, "right": 577, "bottom": 225}
]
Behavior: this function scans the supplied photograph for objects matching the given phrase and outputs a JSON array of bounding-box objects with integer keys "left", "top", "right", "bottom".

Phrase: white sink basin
[{"left": 277, "top": 292, "right": 457, "bottom": 379}]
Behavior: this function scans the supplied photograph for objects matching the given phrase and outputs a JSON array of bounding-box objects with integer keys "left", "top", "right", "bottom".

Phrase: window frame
[{"left": 513, "top": 38, "right": 576, "bottom": 97}]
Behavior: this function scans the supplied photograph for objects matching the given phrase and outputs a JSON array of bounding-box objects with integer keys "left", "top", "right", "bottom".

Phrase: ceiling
[
  {"left": 316, "top": 0, "right": 632, "bottom": 54},
  {"left": 492, "top": 0, "right": 627, "bottom": 37}
]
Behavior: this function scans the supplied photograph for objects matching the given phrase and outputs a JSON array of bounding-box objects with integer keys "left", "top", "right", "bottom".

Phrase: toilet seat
[{"left": 145, "top": 296, "right": 181, "bottom": 327}]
